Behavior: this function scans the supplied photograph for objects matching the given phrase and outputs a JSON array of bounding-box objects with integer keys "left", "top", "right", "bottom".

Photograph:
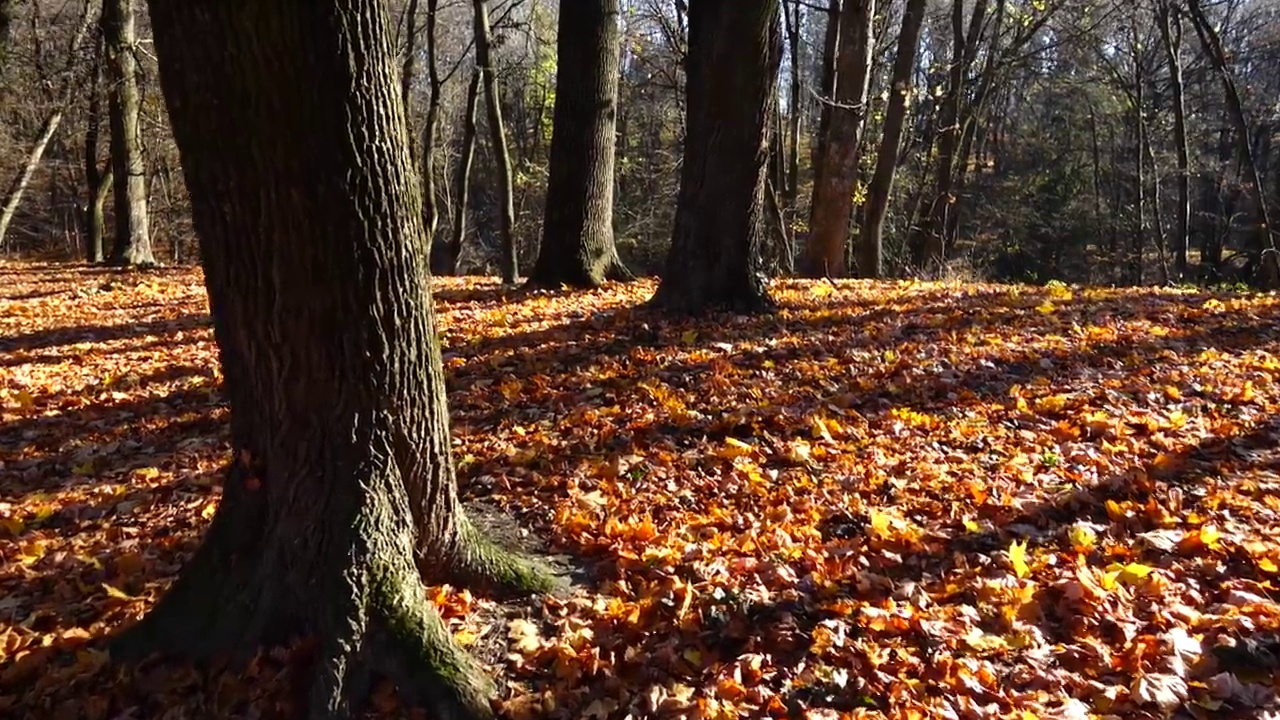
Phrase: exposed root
[
  {"left": 436, "top": 515, "right": 565, "bottom": 600},
  {"left": 371, "top": 564, "right": 497, "bottom": 720}
]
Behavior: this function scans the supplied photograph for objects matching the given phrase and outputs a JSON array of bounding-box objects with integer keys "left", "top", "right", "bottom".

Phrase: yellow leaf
[
  {"left": 681, "top": 330, "right": 699, "bottom": 345},
  {"left": 14, "top": 390, "right": 34, "bottom": 408},
  {"left": 869, "top": 509, "right": 894, "bottom": 539},
  {"left": 811, "top": 283, "right": 834, "bottom": 297},
  {"left": 1069, "top": 524, "right": 1097, "bottom": 551},
  {"left": 507, "top": 618, "right": 542, "bottom": 654},
  {"left": 133, "top": 467, "right": 161, "bottom": 480},
  {"left": 717, "top": 437, "right": 754, "bottom": 459},
  {"left": 1009, "top": 540, "right": 1030, "bottom": 578},
  {"left": 1257, "top": 557, "right": 1278, "bottom": 574},
  {"left": 101, "top": 583, "right": 134, "bottom": 601},
  {"left": 811, "top": 416, "right": 834, "bottom": 442},
  {"left": 1198, "top": 525, "right": 1221, "bottom": 547},
  {"left": 1036, "top": 302, "right": 1056, "bottom": 314},
  {"left": 72, "top": 462, "right": 95, "bottom": 476},
  {"left": 20, "top": 540, "right": 46, "bottom": 564},
  {"left": 1109, "top": 562, "right": 1155, "bottom": 585},
  {"left": 963, "top": 519, "right": 982, "bottom": 533},
  {"left": 1, "top": 516, "right": 24, "bottom": 536}
]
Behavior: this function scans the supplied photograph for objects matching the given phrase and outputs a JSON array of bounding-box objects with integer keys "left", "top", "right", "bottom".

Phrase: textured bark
[
  {"left": 529, "top": 0, "right": 632, "bottom": 289},
  {"left": 471, "top": 0, "right": 518, "bottom": 283},
  {"left": 103, "top": 0, "right": 154, "bottom": 267},
  {"left": 860, "top": 0, "right": 925, "bottom": 279},
  {"left": 649, "top": 0, "right": 780, "bottom": 314},
  {"left": 810, "top": 0, "right": 840, "bottom": 188},
  {"left": 432, "top": 68, "right": 480, "bottom": 276},
  {"left": 802, "top": 0, "right": 875, "bottom": 278},
  {"left": 1186, "top": 0, "right": 1278, "bottom": 288},
  {"left": 0, "top": 0, "right": 15, "bottom": 71},
  {"left": 125, "top": 2, "right": 551, "bottom": 717},
  {"left": 1157, "top": 0, "right": 1188, "bottom": 282}
]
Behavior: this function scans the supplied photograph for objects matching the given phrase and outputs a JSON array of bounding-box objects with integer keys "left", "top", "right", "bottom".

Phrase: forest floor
[{"left": 3, "top": 261, "right": 1280, "bottom": 720}]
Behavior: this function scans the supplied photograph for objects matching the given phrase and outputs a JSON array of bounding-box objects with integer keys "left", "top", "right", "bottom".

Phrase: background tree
[
  {"left": 471, "top": 0, "right": 518, "bottom": 283},
  {"left": 802, "top": 0, "right": 875, "bottom": 278},
  {"left": 102, "top": 0, "right": 153, "bottom": 266},
  {"left": 528, "top": 0, "right": 632, "bottom": 289},
  {"left": 129, "top": 0, "right": 551, "bottom": 717},
  {"left": 650, "top": 0, "right": 781, "bottom": 314}
]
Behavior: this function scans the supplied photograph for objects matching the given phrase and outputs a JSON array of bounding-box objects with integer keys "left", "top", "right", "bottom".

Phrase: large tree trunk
[
  {"left": 801, "top": 0, "right": 875, "bottom": 278},
  {"left": 649, "top": 0, "right": 780, "bottom": 314},
  {"left": 103, "top": 0, "right": 154, "bottom": 267},
  {"left": 124, "top": 2, "right": 551, "bottom": 717},
  {"left": 1158, "top": 0, "right": 1189, "bottom": 282},
  {"left": 528, "top": 0, "right": 632, "bottom": 289},
  {"left": 860, "top": 0, "right": 926, "bottom": 279},
  {"left": 471, "top": 0, "right": 518, "bottom": 283},
  {"left": 1186, "top": 0, "right": 1278, "bottom": 288},
  {"left": 432, "top": 67, "right": 480, "bottom": 276}
]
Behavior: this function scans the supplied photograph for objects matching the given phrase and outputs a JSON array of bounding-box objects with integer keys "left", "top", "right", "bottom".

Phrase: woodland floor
[{"left": 3, "top": 261, "right": 1280, "bottom": 720}]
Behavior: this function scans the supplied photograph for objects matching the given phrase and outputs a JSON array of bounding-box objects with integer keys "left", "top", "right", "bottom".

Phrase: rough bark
[
  {"left": 1186, "top": 0, "right": 1278, "bottom": 288},
  {"left": 471, "top": 0, "right": 518, "bottom": 283},
  {"left": 649, "top": 0, "right": 780, "bottom": 314},
  {"left": 103, "top": 0, "right": 154, "bottom": 267},
  {"left": 0, "top": 0, "right": 96, "bottom": 251},
  {"left": 802, "top": 0, "right": 875, "bottom": 278},
  {"left": 810, "top": 0, "right": 840, "bottom": 188},
  {"left": 528, "top": 0, "right": 632, "bottom": 289},
  {"left": 431, "top": 67, "right": 480, "bottom": 276},
  {"left": 0, "top": 0, "right": 15, "bottom": 71},
  {"left": 124, "top": 2, "right": 553, "bottom": 717},
  {"left": 860, "top": 0, "right": 926, "bottom": 279},
  {"left": 1158, "top": 0, "right": 1189, "bottom": 282}
]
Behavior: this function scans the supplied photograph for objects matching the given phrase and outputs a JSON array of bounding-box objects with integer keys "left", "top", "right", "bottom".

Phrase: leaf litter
[{"left": 2, "top": 262, "right": 1280, "bottom": 718}]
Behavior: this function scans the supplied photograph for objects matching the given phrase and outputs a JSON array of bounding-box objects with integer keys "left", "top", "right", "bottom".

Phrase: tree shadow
[{"left": 0, "top": 314, "right": 211, "bottom": 356}]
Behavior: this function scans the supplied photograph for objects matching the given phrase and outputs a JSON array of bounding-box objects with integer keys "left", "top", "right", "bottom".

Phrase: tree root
[{"left": 435, "top": 514, "right": 565, "bottom": 600}]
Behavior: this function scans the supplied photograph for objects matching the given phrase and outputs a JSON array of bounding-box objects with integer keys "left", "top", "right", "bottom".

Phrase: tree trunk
[
  {"left": 0, "top": 0, "right": 15, "bottom": 72},
  {"left": 400, "top": 0, "right": 419, "bottom": 110},
  {"left": 471, "top": 0, "right": 518, "bottom": 283},
  {"left": 125, "top": 1, "right": 552, "bottom": 717},
  {"left": 802, "top": 0, "right": 875, "bottom": 278},
  {"left": 1131, "top": 21, "right": 1145, "bottom": 286},
  {"left": 432, "top": 67, "right": 480, "bottom": 276},
  {"left": 914, "top": 0, "right": 989, "bottom": 273},
  {"left": 810, "top": 0, "right": 840, "bottom": 186},
  {"left": 83, "top": 28, "right": 109, "bottom": 263},
  {"left": 419, "top": 0, "right": 441, "bottom": 243},
  {"left": 103, "top": 0, "right": 154, "bottom": 267},
  {"left": 529, "top": 0, "right": 632, "bottom": 289},
  {"left": 860, "top": 0, "right": 925, "bottom": 279},
  {"left": 1186, "top": 0, "right": 1278, "bottom": 288},
  {"left": 1158, "top": 0, "right": 1190, "bottom": 282},
  {"left": 0, "top": 0, "right": 96, "bottom": 251},
  {"left": 649, "top": 0, "right": 780, "bottom": 314},
  {"left": 783, "top": 0, "right": 802, "bottom": 211}
]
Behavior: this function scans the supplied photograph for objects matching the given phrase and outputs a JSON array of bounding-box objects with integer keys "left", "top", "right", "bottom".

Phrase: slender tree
[
  {"left": 1158, "top": 0, "right": 1190, "bottom": 282},
  {"left": 471, "top": 0, "right": 518, "bottom": 283},
  {"left": 127, "top": 1, "right": 553, "bottom": 717},
  {"left": 650, "top": 0, "right": 781, "bottom": 314},
  {"left": 528, "top": 0, "right": 632, "bottom": 288},
  {"left": 802, "top": 0, "right": 875, "bottom": 278},
  {"left": 83, "top": 27, "right": 111, "bottom": 263},
  {"left": 103, "top": 0, "right": 154, "bottom": 266},
  {"left": 1186, "top": 0, "right": 1278, "bottom": 288},
  {"left": 432, "top": 67, "right": 480, "bottom": 275},
  {"left": 860, "top": 0, "right": 927, "bottom": 279}
]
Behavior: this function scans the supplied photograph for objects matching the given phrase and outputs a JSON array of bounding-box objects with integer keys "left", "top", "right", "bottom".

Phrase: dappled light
[{"left": 4, "top": 264, "right": 1280, "bottom": 718}]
